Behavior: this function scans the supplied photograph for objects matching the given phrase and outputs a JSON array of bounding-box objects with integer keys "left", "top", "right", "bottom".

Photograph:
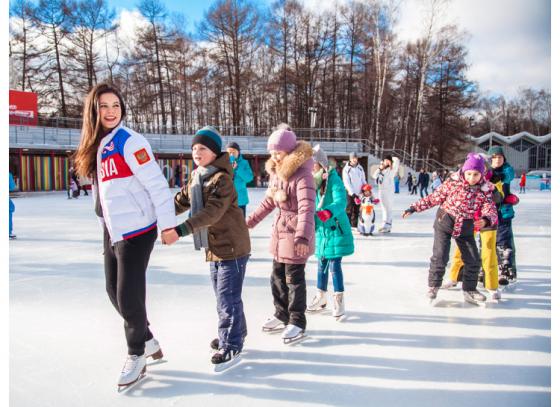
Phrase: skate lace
[{"left": 122, "top": 355, "right": 139, "bottom": 374}]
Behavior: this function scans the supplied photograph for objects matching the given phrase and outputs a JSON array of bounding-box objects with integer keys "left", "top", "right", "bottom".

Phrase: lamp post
[{"left": 308, "top": 106, "right": 317, "bottom": 143}]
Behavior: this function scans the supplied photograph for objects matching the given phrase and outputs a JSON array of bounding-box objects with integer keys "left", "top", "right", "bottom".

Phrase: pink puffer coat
[{"left": 247, "top": 141, "right": 316, "bottom": 264}]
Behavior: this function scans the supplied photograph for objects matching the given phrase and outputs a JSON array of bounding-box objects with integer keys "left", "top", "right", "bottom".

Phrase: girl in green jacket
[{"left": 308, "top": 145, "right": 355, "bottom": 320}]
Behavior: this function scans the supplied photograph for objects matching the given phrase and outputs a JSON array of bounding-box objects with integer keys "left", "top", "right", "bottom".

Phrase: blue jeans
[
  {"left": 317, "top": 257, "right": 345, "bottom": 292},
  {"left": 9, "top": 199, "right": 14, "bottom": 236},
  {"left": 210, "top": 255, "right": 249, "bottom": 352}
]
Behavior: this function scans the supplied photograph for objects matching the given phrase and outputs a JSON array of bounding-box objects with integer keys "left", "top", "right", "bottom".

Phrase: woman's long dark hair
[{"left": 74, "top": 83, "right": 126, "bottom": 178}]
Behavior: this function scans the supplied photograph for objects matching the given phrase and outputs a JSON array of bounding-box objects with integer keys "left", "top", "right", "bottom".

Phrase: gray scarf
[{"left": 190, "top": 165, "right": 220, "bottom": 250}]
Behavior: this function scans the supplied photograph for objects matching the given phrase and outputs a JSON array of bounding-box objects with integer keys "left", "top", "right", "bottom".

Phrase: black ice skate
[{"left": 211, "top": 349, "right": 242, "bottom": 373}]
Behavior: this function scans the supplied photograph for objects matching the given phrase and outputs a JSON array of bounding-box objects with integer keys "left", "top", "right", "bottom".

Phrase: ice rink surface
[{"left": 9, "top": 188, "right": 551, "bottom": 406}]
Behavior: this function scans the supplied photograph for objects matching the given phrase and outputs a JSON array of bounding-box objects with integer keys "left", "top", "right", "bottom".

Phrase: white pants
[{"left": 379, "top": 191, "right": 394, "bottom": 227}]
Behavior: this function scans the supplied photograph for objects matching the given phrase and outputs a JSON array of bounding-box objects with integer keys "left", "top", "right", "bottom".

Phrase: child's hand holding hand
[
  {"left": 474, "top": 218, "right": 487, "bottom": 230},
  {"left": 402, "top": 207, "right": 415, "bottom": 218}
]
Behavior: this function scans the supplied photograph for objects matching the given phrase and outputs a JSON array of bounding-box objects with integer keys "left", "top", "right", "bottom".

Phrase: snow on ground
[{"left": 9, "top": 188, "right": 551, "bottom": 406}]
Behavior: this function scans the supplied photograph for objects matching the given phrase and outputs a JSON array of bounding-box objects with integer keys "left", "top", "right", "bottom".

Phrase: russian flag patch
[{"left": 134, "top": 148, "right": 150, "bottom": 165}]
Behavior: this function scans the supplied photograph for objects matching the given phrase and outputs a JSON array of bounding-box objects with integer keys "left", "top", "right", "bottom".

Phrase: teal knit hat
[
  {"left": 487, "top": 145, "right": 505, "bottom": 157},
  {"left": 192, "top": 126, "right": 222, "bottom": 155}
]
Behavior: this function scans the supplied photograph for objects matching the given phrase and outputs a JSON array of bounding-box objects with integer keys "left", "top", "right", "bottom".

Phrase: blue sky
[{"left": 108, "top": 0, "right": 214, "bottom": 32}]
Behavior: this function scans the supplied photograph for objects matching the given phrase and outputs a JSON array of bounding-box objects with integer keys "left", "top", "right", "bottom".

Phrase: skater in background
[
  {"left": 410, "top": 174, "right": 418, "bottom": 195},
  {"left": 174, "top": 164, "right": 182, "bottom": 187},
  {"left": 418, "top": 168, "right": 430, "bottom": 198},
  {"left": 394, "top": 173, "right": 400, "bottom": 194},
  {"left": 519, "top": 171, "right": 526, "bottom": 193},
  {"left": 67, "top": 166, "right": 79, "bottom": 199},
  {"left": 78, "top": 174, "right": 91, "bottom": 196},
  {"left": 372, "top": 155, "right": 400, "bottom": 233},
  {"left": 357, "top": 184, "right": 379, "bottom": 236},
  {"left": 247, "top": 124, "right": 315, "bottom": 344},
  {"left": 74, "top": 83, "right": 176, "bottom": 389},
  {"left": 487, "top": 146, "right": 518, "bottom": 285},
  {"left": 402, "top": 153, "right": 498, "bottom": 305},
  {"left": 342, "top": 152, "right": 366, "bottom": 228},
  {"left": 9, "top": 171, "right": 17, "bottom": 239},
  {"left": 406, "top": 172, "right": 413, "bottom": 193},
  {"left": 307, "top": 145, "right": 354, "bottom": 320},
  {"left": 69, "top": 177, "right": 80, "bottom": 198},
  {"left": 431, "top": 171, "right": 442, "bottom": 192},
  {"left": 226, "top": 141, "right": 254, "bottom": 217},
  {"left": 163, "top": 126, "right": 251, "bottom": 369},
  {"left": 442, "top": 166, "right": 504, "bottom": 301}
]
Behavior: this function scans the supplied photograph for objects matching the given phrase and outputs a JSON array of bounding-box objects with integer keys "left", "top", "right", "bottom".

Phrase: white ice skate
[
  {"left": 427, "top": 287, "right": 439, "bottom": 306},
  {"left": 281, "top": 324, "right": 306, "bottom": 345},
  {"left": 145, "top": 338, "right": 166, "bottom": 366},
  {"left": 378, "top": 223, "right": 391, "bottom": 233},
  {"left": 117, "top": 354, "right": 146, "bottom": 393},
  {"left": 332, "top": 292, "right": 345, "bottom": 321},
  {"left": 262, "top": 316, "right": 286, "bottom": 333},
  {"left": 307, "top": 289, "right": 327, "bottom": 313},
  {"left": 485, "top": 289, "right": 501, "bottom": 304},
  {"left": 463, "top": 290, "right": 487, "bottom": 305},
  {"left": 441, "top": 280, "right": 459, "bottom": 290}
]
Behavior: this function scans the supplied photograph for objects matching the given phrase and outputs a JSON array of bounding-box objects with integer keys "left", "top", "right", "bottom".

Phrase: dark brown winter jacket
[{"left": 174, "top": 153, "right": 251, "bottom": 262}]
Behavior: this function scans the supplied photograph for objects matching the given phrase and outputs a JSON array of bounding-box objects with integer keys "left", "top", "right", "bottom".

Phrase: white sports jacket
[{"left": 94, "top": 124, "right": 176, "bottom": 243}]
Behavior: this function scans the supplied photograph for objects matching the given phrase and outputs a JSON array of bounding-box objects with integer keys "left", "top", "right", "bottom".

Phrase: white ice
[{"left": 9, "top": 188, "right": 551, "bottom": 406}]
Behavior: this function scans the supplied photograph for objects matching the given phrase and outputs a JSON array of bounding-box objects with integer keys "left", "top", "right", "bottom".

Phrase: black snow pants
[
  {"left": 104, "top": 227, "right": 157, "bottom": 356},
  {"left": 429, "top": 208, "right": 481, "bottom": 291}
]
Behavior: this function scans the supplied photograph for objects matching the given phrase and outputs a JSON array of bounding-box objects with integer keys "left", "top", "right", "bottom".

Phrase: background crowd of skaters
[{"left": 12, "top": 82, "right": 521, "bottom": 388}]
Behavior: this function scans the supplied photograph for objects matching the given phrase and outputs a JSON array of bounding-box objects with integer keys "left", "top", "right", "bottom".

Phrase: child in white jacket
[{"left": 371, "top": 155, "right": 400, "bottom": 232}]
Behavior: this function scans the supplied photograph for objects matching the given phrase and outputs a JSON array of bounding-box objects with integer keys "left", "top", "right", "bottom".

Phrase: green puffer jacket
[{"left": 315, "top": 169, "right": 354, "bottom": 259}]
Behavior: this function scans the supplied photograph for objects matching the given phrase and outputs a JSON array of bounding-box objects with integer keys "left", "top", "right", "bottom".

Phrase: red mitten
[
  {"left": 354, "top": 197, "right": 361, "bottom": 205},
  {"left": 316, "top": 209, "right": 332, "bottom": 222},
  {"left": 373, "top": 198, "right": 380, "bottom": 204},
  {"left": 503, "top": 194, "right": 519, "bottom": 205}
]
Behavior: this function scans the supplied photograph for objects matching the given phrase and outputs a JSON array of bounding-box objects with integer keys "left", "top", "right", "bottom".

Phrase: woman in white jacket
[
  {"left": 74, "top": 83, "right": 176, "bottom": 390},
  {"left": 371, "top": 155, "right": 400, "bottom": 232}
]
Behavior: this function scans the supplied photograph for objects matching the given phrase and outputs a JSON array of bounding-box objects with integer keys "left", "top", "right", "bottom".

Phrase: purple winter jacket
[{"left": 247, "top": 141, "right": 316, "bottom": 264}]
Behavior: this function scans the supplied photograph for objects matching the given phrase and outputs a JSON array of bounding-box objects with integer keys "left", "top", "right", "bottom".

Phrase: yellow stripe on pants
[{"left": 448, "top": 230, "right": 499, "bottom": 290}]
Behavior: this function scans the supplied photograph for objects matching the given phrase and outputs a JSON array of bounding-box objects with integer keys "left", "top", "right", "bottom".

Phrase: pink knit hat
[{"left": 267, "top": 124, "right": 297, "bottom": 153}]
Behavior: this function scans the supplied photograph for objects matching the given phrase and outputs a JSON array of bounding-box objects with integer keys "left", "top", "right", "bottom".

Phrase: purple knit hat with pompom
[{"left": 462, "top": 153, "right": 486, "bottom": 174}]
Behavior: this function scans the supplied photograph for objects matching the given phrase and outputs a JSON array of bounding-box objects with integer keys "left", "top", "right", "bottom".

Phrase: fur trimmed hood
[{"left": 265, "top": 141, "right": 313, "bottom": 181}]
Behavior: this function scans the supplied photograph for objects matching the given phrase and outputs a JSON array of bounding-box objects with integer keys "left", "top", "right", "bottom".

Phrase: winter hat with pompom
[
  {"left": 267, "top": 123, "right": 297, "bottom": 153},
  {"left": 462, "top": 153, "right": 486, "bottom": 174}
]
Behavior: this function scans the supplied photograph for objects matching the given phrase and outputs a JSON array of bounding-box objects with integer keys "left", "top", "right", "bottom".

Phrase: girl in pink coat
[{"left": 247, "top": 124, "right": 315, "bottom": 344}]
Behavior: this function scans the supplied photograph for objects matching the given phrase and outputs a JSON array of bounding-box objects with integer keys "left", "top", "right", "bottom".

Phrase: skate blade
[
  {"left": 262, "top": 326, "right": 285, "bottom": 334},
  {"left": 146, "top": 358, "right": 168, "bottom": 367},
  {"left": 306, "top": 307, "right": 329, "bottom": 314},
  {"left": 335, "top": 314, "right": 346, "bottom": 322},
  {"left": 117, "top": 373, "right": 147, "bottom": 394},
  {"left": 283, "top": 334, "right": 307, "bottom": 345},
  {"left": 213, "top": 354, "right": 242, "bottom": 373},
  {"left": 463, "top": 298, "right": 484, "bottom": 306}
]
